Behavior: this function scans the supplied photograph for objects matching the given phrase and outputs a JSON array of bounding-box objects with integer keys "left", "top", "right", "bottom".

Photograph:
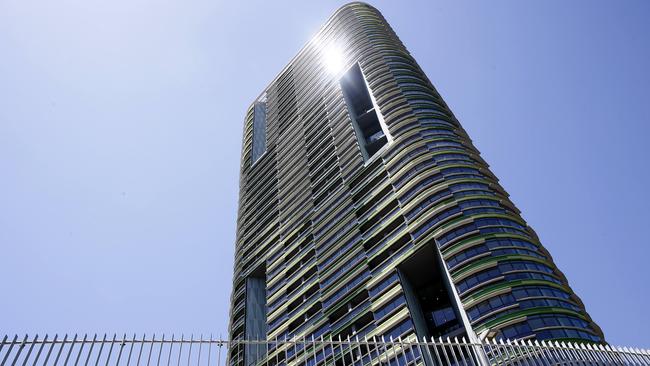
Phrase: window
[
  {"left": 340, "top": 64, "right": 390, "bottom": 160},
  {"left": 245, "top": 269, "right": 267, "bottom": 364},
  {"left": 251, "top": 99, "right": 267, "bottom": 164}
]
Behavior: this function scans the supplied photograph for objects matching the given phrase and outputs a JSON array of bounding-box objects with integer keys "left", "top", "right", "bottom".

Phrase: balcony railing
[{"left": 1, "top": 334, "right": 649, "bottom": 366}]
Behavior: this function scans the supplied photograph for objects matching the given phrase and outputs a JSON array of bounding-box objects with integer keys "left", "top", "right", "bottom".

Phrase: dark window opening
[
  {"left": 398, "top": 246, "right": 465, "bottom": 339},
  {"left": 340, "top": 64, "right": 388, "bottom": 159},
  {"left": 333, "top": 311, "right": 374, "bottom": 340},
  {"left": 251, "top": 100, "right": 267, "bottom": 164},
  {"left": 328, "top": 290, "right": 369, "bottom": 325},
  {"left": 245, "top": 265, "right": 267, "bottom": 365}
]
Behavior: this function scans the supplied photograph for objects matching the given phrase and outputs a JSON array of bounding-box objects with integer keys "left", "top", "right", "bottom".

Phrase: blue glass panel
[{"left": 251, "top": 101, "right": 267, "bottom": 164}]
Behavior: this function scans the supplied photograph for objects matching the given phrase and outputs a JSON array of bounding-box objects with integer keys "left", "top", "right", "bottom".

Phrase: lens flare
[{"left": 323, "top": 45, "right": 345, "bottom": 75}]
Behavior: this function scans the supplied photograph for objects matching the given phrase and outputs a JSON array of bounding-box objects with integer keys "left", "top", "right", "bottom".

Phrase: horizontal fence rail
[{"left": 1, "top": 335, "right": 649, "bottom": 366}]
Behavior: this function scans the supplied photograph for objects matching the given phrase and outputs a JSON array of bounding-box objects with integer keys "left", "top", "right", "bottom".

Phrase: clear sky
[{"left": 1, "top": 0, "right": 649, "bottom": 347}]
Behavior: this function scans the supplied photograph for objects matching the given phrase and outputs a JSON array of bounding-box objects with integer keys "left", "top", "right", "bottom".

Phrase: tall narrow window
[
  {"left": 245, "top": 270, "right": 267, "bottom": 364},
  {"left": 340, "top": 64, "right": 390, "bottom": 160},
  {"left": 251, "top": 98, "right": 267, "bottom": 164}
]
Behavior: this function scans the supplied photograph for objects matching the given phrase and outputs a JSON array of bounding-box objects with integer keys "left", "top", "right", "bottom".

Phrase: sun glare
[{"left": 323, "top": 44, "right": 345, "bottom": 75}]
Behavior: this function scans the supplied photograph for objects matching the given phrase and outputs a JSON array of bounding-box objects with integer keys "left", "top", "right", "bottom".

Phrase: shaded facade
[{"left": 228, "top": 2, "right": 603, "bottom": 364}]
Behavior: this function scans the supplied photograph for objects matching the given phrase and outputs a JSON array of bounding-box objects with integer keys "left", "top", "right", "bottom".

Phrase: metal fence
[{"left": 1, "top": 335, "right": 649, "bottom": 366}]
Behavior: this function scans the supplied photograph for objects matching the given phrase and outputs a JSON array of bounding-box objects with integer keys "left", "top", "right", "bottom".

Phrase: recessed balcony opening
[
  {"left": 251, "top": 98, "right": 267, "bottom": 165},
  {"left": 398, "top": 246, "right": 465, "bottom": 339},
  {"left": 245, "top": 264, "right": 267, "bottom": 364},
  {"left": 340, "top": 64, "right": 390, "bottom": 160}
]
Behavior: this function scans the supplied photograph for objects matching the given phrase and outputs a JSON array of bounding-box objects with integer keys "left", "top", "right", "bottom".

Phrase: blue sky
[{"left": 1, "top": 0, "right": 649, "bottom": 347}]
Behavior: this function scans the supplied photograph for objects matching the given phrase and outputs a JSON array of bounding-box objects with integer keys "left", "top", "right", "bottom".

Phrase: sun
[{"left": 323, "top": 44, "right": 345, "bottom": 75}]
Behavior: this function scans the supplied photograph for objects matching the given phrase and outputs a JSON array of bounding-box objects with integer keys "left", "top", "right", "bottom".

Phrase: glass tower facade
[{"left": 228, "top": 2, "right": 603, "bottom": 364}]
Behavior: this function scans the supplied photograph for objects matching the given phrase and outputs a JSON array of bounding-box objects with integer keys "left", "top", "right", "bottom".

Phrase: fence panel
[{"left": 1, "top": 335, "right": 648, "bottom": 366}]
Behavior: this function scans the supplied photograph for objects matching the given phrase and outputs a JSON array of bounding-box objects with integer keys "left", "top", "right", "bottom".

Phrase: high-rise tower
[{"left": 228, "top": 2, "right": 603, "bottom": 364}]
